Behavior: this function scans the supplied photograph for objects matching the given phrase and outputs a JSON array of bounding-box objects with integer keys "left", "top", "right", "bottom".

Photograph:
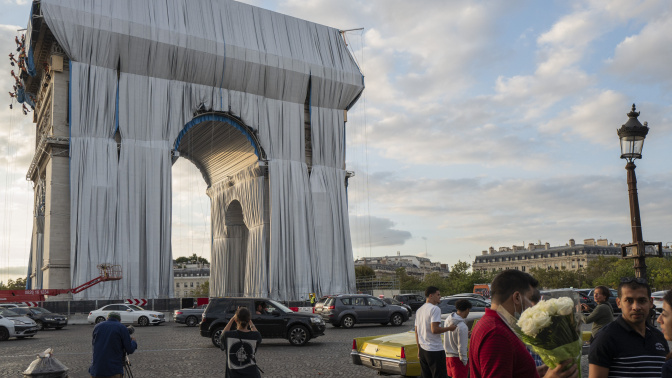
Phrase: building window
[
  {"left": 190, "top": 282, "right": 194, "bottom": 287},
  {"left": 522, "top": 266, "right": 526, "bottom": 271},
  {"left": 176, "top": 283, "right": 180, "bottom": 288}
]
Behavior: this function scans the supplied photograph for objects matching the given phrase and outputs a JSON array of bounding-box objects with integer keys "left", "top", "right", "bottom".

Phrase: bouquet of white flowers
[{"left": 516, "top": 296, "right": 582, "bottom": 376}]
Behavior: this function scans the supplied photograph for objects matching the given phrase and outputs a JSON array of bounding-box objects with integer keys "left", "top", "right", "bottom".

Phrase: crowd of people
[
  {"left": 414, "top": 269, "right": 672, "bottom": 378},
  {"left": 83, "top": 269, "right": 672, "bottom": 378}
]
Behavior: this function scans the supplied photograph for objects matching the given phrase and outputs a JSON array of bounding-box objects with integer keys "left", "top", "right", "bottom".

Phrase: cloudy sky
[{"left": 0, "top": 0, "right": 671, "bottom": 283}]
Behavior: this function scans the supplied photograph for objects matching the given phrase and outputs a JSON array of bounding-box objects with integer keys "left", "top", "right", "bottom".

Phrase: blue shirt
[{"left": 89, "top": 318, "right": 137, "bottom": 376}]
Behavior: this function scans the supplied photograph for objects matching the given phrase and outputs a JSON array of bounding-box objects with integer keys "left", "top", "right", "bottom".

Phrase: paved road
[
  {"left": 0, "top": 319, "right": 416, "bottom": 378},
  {"left": 0, "top": 314, "right": 610, "bottom": 377}
]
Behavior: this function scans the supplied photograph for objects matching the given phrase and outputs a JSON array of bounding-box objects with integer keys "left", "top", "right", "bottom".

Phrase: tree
[
  {"left": 0, "top": 277, "right": 26, "bottom": 290},
  {"left": 175, "top": 253, "right": 209, "bottom": 265},
  {"left": 396, "top": 267, "right": 423, "bottom": 292},
  {"left": 355, "top": 265, "right": 376, "bottom": 279},
  {"left": 192, "top": 280, "right": 209, "bottom": 297}
]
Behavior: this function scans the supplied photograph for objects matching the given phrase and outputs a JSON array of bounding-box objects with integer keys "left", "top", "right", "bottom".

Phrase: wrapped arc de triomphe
[{"left": 22, "top": 0, "right": 363, "bottom": 300}]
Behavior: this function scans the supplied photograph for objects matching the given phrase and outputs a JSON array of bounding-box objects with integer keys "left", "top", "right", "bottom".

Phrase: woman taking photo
[
  {"left": 581, "top": 286, "right": 614, "bottom": 341},
  {"left": 656, "top": 290, "right": 672, "bottom": 377},
  {"left": 220, "top": 307, "right": 263, "bottom": 377}
]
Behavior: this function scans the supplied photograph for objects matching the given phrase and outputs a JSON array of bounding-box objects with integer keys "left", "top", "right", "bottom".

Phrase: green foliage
[
  {"left": 390, "top": 254, "right": 672, "bottom": 295},
  {"left": 175, "top": 253, "right": 209, "bottom": 265},
  {"left": 0, "top": 277, "right": 27, "bottom": 290},
  {"left": 395, "top": 261, "right": 497, "bottom": 296},
  {"left": 355, "top": 265, "right": 376, "bottom": 279},
  {"left": 526, "top": 256, "right": 672, "bottom": 291},
  {"left": 395, "top": 268, "right": 423, "bottom": 292},
  {"left": 529, "top": 267, "right": 586, "bottom": 289},
  {"left": 192, "top": 280, "right": 209, "bottom": 297}
]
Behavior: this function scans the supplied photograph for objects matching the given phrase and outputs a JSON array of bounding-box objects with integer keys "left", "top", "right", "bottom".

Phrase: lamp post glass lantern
[{"left": 616, "top": 104, "right": 656, "bottom": 280}]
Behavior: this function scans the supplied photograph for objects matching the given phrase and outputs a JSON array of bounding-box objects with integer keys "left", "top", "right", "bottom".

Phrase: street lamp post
[{"left": 616, "top": 104, "right": 662, "bottom": 280}]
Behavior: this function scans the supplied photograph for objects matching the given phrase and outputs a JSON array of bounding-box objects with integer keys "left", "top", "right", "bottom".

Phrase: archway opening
[
  {"left": 172, "top": 112, "right": 268, "bottom": 298},
  {"left": 171, "top": 158, "right": 211, "bottom": 298}
]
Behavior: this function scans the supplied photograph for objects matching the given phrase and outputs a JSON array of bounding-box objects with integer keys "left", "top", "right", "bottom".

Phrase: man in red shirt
[{"left": 468, "top": 269, "right": 578, "bottom": 378}]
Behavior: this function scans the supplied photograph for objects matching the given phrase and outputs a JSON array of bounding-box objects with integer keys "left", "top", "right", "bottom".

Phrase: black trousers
[{"left": 419, "top": 347, "right": 448, "bottom": 378}]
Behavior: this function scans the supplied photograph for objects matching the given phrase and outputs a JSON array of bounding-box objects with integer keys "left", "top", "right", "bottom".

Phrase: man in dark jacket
[{"left": 89, "top": 312, "right": 137, "bottom": 378}]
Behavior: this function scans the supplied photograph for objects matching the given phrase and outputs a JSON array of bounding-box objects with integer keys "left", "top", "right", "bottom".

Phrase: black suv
[
  {"left": 393, "top": 294, "right": 425, "bottom": 312},
  {"left": 200, "top": 297, "right": 326, "bottom": 347}
]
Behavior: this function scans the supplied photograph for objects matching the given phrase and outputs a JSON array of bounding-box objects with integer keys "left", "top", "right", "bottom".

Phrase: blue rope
[{"left": 174, "top": 114, "right": 260, "bottom": 158}]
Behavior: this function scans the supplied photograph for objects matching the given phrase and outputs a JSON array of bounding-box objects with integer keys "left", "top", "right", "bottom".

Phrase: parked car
[
  {"left": 174, "top": 305, "right": 206, "bottom": 327},
  {"left": 200, "top": 297, "right": 326, "bottom": 347},
  {"left": 351, "top": 311, "right": 485, "bottom": 377},
  {"left": 381, "top": 297, "right": 412, "bottom": 314},
  {"left": 0, "top": 304, "right": 19, "bottom": 309},
  {"left": 313, "top": 295, "right": 333, "bottom": 315},
  {"left": 12, "top": 307, "right": 68, "bottom": 330},
  {"left": 574, "top": 290, "right": 596, "bottom": 313},
  {"left": 587, "top": 288, "right": 621, "bottom": 313},
  {"left": 0, "top": 308, "right": 38, "bottom": 340},
  {"left": 448, "top": 293, "right": 491, "bottom": 304},
  {"left": 317, "top": 294, "right": 409, "bottom": 328},
  {"left": 652, "top": 290, "right": 667, "bottom": 313},
  {"left": 437, "top": 297, "right": 490, "bottom": 314},
  {"left": 392, "top": 294, "right": 425, "bottom": 312},
  {"left": 88, "top": 304, "right": 165, "bottom": 326}
]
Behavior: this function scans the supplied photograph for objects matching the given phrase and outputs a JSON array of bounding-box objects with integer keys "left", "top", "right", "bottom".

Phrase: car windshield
[
  {"left": 0, "top": 308, "right": 20, "bottom": 316},
  {"left": 128, "top": 305, "right": 144, "bottom": 311},
  {"left": 268, "top": 300, "right": 292, "bottom": 313},
  {"left": 30, "top": 307, "right": 51, "bottom": 314}
]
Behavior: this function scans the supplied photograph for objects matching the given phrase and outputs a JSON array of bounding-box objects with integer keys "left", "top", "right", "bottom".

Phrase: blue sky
[{"left": 0, "top": 0, "right": 671, "bottom": 282}]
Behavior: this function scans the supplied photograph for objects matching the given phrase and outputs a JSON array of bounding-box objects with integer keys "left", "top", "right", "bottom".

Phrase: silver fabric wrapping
[
  {"left": 69, "top": 63, "right": 119, "bottom": 299},
  {"left": 310, "top": 107, "right": 356, "bottom": 295},
  {"left": 42, "top": 0, "right": 363, "bottom": 300}
]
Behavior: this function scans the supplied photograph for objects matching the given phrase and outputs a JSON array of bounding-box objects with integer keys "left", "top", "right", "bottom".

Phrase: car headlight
[
  {"left": 150, "top": 314, "right": 158, "bottom": 318},
  {"left": 11, "top": 319, "right": 29, "bottom": 325},
  {"left": 44, "top": 317, "right": 55, "bottom": 321},
  {"left": 310, "top": 317, "right": 323, "bottom": 324}
]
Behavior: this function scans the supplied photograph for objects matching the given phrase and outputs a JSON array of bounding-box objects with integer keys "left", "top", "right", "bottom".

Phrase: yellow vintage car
[
  {"left": 350, "top": 312, "right": 591, "bottom": 377},
  {"left": 351, "top": 330, "right": 421, "bottom": 377},
  {"left": 351, "top": 311, "right": 484, "bottom": 377}
]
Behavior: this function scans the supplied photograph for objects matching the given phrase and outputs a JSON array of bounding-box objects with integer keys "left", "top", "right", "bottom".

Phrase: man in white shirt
[
  {"left": 443, "top": 299, "right": 471, "bottom": 378},
  {"left": 415, "top": 286, "right": 457, "bottom": 378}
]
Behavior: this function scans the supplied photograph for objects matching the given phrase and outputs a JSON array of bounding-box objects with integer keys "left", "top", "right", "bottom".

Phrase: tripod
[{"left": 124, "top": 352, "right": 134, "bottom": 378}]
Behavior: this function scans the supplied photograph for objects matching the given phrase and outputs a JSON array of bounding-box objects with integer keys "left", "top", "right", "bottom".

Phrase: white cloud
[
  {"left": 606, "top": 13, "right": 672, "bottom": 86},
  {"left": 349, "top": 214, "right": 412, "bottom": 248}
]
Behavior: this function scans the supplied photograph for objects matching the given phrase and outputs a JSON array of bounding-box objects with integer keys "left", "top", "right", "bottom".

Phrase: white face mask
[{"left": 497, "top": 293, "right": 527, "bottom": 329}]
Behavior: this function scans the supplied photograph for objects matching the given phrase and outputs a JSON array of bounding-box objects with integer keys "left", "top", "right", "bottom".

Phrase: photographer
[
  {"left": 89, "top": 312, "right": 137, "bottom": 378},
  {"left": 220, "top": 307, "right": 262, "bottom": 377}
]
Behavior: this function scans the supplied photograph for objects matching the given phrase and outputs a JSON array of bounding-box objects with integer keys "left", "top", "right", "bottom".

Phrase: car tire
[
  {"left": 390, "top": 313, "right": 404, "bottom": 326},
  {"left": 185, "top": 316, "right": 199, "bottom": 327},
  {"left": 0, "top": 327, "right": 8, "bottom": 341},
  {"left": 211, "top": 327, "right": 225, "bottom": 348},
  {"left": 288, "top": 325, "right": 310, "bottom": 346},
  {"left": 138, "top": 316, "right": 149, "bottom": 327},
  {"left": 95, "top": 317, "right": 106, "bottom": 324},
  {"left": 36, "top": 320, "right": 44, "bottom": 330},
  {"left": 341, "top": 315, "right": 355, "bottom": 329}
]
